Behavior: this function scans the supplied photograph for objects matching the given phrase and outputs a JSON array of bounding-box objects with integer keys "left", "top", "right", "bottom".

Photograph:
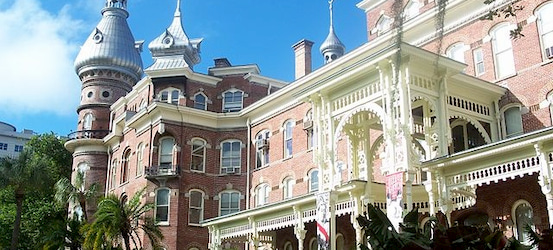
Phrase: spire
[
  {"left": 319, "top": 0, "right": 345, "bottom": 64},
  {"left": 146, "top": 0, "right": 203, "bottom": 71},
  {"left": 74, "top": 0, "right": 143, "bottom": 81}
]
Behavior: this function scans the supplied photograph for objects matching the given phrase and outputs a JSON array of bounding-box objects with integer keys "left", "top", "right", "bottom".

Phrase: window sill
[
  {"left": 283, "top": 156, "right": 293, "bottom": 161},
  {"left": 156, "top": 222, "right": 170, "bottom": 227},
  {"left": 493, "top": 72, "right": 518, "bottom": 83}
]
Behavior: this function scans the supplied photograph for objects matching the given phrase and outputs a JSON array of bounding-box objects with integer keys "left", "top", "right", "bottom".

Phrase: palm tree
[
  {"left": 54, "top": 170, "right": 99, "bottom": 221},
  {"left": 83, "top": 187, "right": 163, "bottom": 250},
  {"left": 0, "top": 150, "right": 49, "bottom": 250}
]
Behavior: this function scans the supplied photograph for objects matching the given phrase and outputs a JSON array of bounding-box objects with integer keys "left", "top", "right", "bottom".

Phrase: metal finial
[
  {"left": 329, "top": 0, "right": 334, "bottom": 29},
  {"left": 174, "top": 0, "right": 182, "bottom": 17}
]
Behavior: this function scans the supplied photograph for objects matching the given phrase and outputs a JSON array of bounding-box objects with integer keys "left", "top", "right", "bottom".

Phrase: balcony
[
  {"left": 67, "top": 130, "right": 110, "bottom": 141},
  {"left": 145, "top": 164, "right": 180, "bottom": 179}
]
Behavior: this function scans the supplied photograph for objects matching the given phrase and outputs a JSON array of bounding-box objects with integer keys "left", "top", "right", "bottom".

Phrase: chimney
[
  {"left": 292, "top": 39, "right": 314, "bottom": 79},
  {"left": 214, "top": 58, "right": 232, "bottom": 68}
]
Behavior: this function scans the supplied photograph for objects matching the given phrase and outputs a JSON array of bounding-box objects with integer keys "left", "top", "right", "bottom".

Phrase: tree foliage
[
  {"left": 357, "top": 204, "right": 531, "bottom": 250},
  {"left": 83, "top": 188, "right": 163, "bottom": 250},
  {"left": 0, "top": 133, "right": 73, "bottom": 249}
]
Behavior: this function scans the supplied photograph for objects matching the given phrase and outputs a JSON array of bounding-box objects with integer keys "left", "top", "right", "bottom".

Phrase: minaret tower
[
  {"left": 320, "top": 0, "right": 345, "bottom": 64},
  {"left": 66, "top": 0, "right": 143, "bottom": 219}
]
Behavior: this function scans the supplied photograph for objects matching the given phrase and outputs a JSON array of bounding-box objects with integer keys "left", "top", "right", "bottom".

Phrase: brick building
[{"left": 65, "top": 0, "right": 553, "bottom": 249}]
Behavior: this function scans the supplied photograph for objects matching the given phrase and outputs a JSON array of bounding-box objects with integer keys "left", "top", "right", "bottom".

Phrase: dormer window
[
  {"left": 193, "top": 92, "right": 207, "bottom": 110},
  {"left": 159, "top": 88, "right": 181, "bottom": 105},
  {"left": 222, "top": 89, "right": 243, "bottom": 112}
]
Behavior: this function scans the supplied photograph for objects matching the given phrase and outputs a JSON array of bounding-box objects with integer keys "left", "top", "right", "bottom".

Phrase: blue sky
[{"left": 0, "top": 0, "right": 367, "bottom": 136}]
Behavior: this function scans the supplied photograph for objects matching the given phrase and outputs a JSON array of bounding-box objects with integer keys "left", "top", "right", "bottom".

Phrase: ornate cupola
[
  {"left": 320, "top": 0, "right": 345, "bottom": 64},
  {"left": 146, "top": 0, "right": 203, "bottom": 71},
  {"left": 74, "top": 0, "right": 143, "bottom": 82}
]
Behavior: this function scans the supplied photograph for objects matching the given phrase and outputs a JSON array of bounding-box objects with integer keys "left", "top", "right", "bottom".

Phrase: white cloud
[{"left": 0, "top": 0, "right": 89, "bottom": 115}]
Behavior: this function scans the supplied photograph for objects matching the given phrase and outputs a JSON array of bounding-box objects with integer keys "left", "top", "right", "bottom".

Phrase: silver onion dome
[
  {"left": 319, "top": 0, "right": 345, "bottom": 64},
  {"left": 147, "top": 0, "right": 202, "bottom": 71},
  {"left": 74, "top": 0, "right": 143, "bottom": 81}
]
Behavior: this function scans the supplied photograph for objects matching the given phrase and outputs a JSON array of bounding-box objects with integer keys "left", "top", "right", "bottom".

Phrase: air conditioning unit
[
  {"left": 303, "top": 120, "right": 313, "bottom": 130},
  {"left": 224, "top": 167, "right": 234, "bottom": 174},
  {"left": 256, "top": 139, "right": 269, "bottom": 149},
  {"left": 546, "top": 47, "right": 553, "bottom": 59}
]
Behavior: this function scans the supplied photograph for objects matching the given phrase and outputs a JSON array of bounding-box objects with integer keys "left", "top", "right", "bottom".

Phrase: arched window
[
  {"left": 136, "top": 142, "right": 145, "bottom": 176},
  {"left": 159, "top": 137, "right": 175, "bottom": 168},
  {"left": 76, "top": 162, "right": 88, "bottom": 191},
  {"left": 336, "top": 233, "right": 345, "bottom": 250},
  {"left": 191, "top": 138, "right": 206, "bottom": 172},
  {"left": 121, "top": 149, "right": 131, "bottom": 184},
  {"left": 284, "top": 242, "right": 293, "bottom": 250},
  {"left": 375, "top": 14, "right": 392, "bottom": 36},
  {"left": 309, "top": 169, "right": 319, "bottom": 192},
  {"left": 446, "top": 43, "right": 466, "bottom": 63},
  {"left": 491, "top": 23, "right": 516, "bottom": 78},
  {"left": 284, "top": 120, "right": 294, "bottom": 158},
  {"left": 309, "top": 237, "right": 318, "bottom": 250},
  {"left": 512, "top": 200, "right": 534, "bottom": 243},
  {"left": 537, "top": 3, "right": 553, "bottom": 60},
  {"left": 109, "top": 159, "right": 117, "bottom": 189},
  {"left": 255, "top": 130, "right": 270, "bottom": 168},
  {"left": 83, "top": 113, "right": 94, "bottom": 130},
  {"left": 404, "top": 0, "right": 421, "bottom": 20},
  {"left": 222, "top": 89, "right": 243, "bottom": 112},
  {"left": 193, "top": 92, "right": 207, "bottom": 110},
  {"left": 502, "top": 105, "right": 523, "bottom": 138},
  {"left": 450, "top": 119, "right": 486, "bottom": 153},
  {"left": 283, "top": 177, "right": 294, "bottom": 199},
  {"left": 155, "top": 188, "right": 170, "bottom": 224},
  {"left": 158, "top": 88, "right": 181, "bottom": 105},
  {"left": 188, "top": 190, "right": 204, "bottom": 225},
  {"left": 304, "top": 109, "right": 315, "bottom": 149},
  {"left": 219, "top": 191, "right": 240, "bottom": 216},
  {"left": 221, "top": 140, "right": 241, "bottom": 174},
  {"left": 256, "top": 183, "right": 270, "bottom": 206}
]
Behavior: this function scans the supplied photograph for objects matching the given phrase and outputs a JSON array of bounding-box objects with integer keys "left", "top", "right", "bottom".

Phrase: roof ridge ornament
[
  {"left": 320, "top": 0, "right": 345, "bottom": 64},
  {"left": 175, "top": 0, "right": 182, "bottom": 17}
]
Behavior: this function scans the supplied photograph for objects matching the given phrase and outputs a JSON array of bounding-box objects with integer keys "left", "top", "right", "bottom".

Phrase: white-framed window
[
  {"left": 193, "top": 92, "right": 207, "bottom": 110},
  {"left": 283, "top": 120, "right": 294, "bottom": 158},
  {"left": 76, "top": 162, "right": 89, "bottom": 191},
  {"left": 191, "top": 138, "right": 206, "bottom": 172},
  {"left": 375, "top": 14, "right": 392, "bottom": 36},
  {"left": 446, "top": 43, "right": 466, "bottom": 63},
  {"left": 14, "top": 145, "right": 23, "bottom": 152},
  {"left": 0, "top": 143, "right": 6, "bottom": 151},
  {"left": 537, "top": 3, "right": 553, "bottom": 60},
  {"left": 219, "top": 191, "right": 240, "bottom": 216},
  {"left": 109, "top": 159, "right": 117, "bottom": 190},
  {"left": 309, "top": 169, "right": 319, "bottom": 192},
  {"left": 155, "top": 188, "right": 170, "bottom": 224},
  {"left": 222, "top": 89, "right": 243, "bottom": 112},
  {"left": 221, "top": 140, "right": 241, "bottom": 174},
  {"left": 512, "top": 200, "right": 534, "bottom": 243},
  {"left": 159, "top": 137, "right": 175, "bottom": 168},
  {"left": 158, "top": 88, "right": 181, "bottom": 105},
  {"left": 255, "top": 130, "right": 270, "bottom": 168},
  {"left": 491, "top": 23, "right": 516, "bottom": 79},
  {"left": 304, "top": 109, "right": 315, "bottom": 150},
  {"left": 139, "top": 99, "right": 147, "bottom": 111},
  {"left": 136, "top": 142, "right": 145, "bottom": 176},
  {"left": 255, "top": 183, "right": 270, "bottom": 206},
  {"left": 404, "top": 0, "right": 421, "bottom": 20},
  {"left": 473, "top": 48, "right": 485, "bottom": 76},
  {"left": 121, "top": 149, "right": 131, "bottom": 184},
  {"left": 283, "top": 177, "right": 294, "bottom": 199},
  {"left": 188, "top": 189, "right": 204, "bottom": 225},
  {"left": 502, "top": 105, "right": 523, "bottom": 138},
  {"left": 83, "top": 113, "right": 94, "bottom": 130}
]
